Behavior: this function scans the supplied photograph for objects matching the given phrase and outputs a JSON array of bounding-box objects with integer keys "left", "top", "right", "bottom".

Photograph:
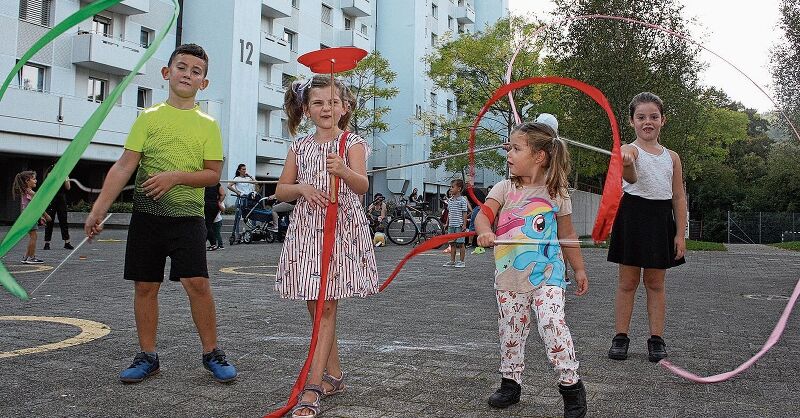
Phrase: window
[
  {"left": 320, "top": 43, "right": 329, "bottom": 49},
  {"left": 430, "top": 122, "right": 437, "bottom": 137},
  {"left": 92, "top": 15, "right": 112, "bottom": 37},
  {"left": 458, "top": 23, "right": 465, "bottom": 34},
  {"left": 17, "top": 63, "right": 45, "bottom": 91},
  {"left": 140, "top": 27, "right": 153, "bottom": 48},
  {"left": 87, "top": 77, "right": 106, "bottom": 103},
  {"left": 137, "top": 87, "right": 152, "bottom": 109},
  {"left": 344, "top": 16, "right": 352, "bottom": 30},
  {"left": 431, "top": 3, "right": 438, "bottom": 18},
  {"left": 361, "top": 23, "right": 368, "bottom": 35},
  {"left": 281, "top": 73, "right": 293, "bottom": 89},
  {"left": 291, "top": 0, "right": 299, "bottom": 8},
  {"left": 283, "top": 29, "right": 297, "bottom": 52},
  {"left": 431, "top": 32, "right": 438, "bottom": 47},
  {"left": 446, "top": 99, "right": 453, "bottom": 114},
  {"left": 458, "top": 0, "right": 465, "bottom": 6},
  {"left": 19, "top": 0, "right": 53, "bottom": 27},
  {"left": 448, "top": 16, "right": 453, "bottom": 29},
  {"left": 321, "top": 4, "right": 332, "bottom": 25},
  {"left": 281, "top": 119, "right": 290, "bottom": 139},
  {"left": 430, "top": 92, "right": 437, "bottom": 109},
  {"left": 415, "top": 105, "right": 422, "bottom": 119}
]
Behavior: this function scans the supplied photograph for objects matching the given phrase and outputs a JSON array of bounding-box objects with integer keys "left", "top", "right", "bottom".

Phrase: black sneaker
[
  {"left": 647, "top": 336, "right": 668, "bottom": 362},
  {"left": 488, "top": 378, "right": 521, "bottom": 408},
  {"left": 608, "top": 333, "right": 630, "bottom": 360},
  {"left": 43, "top": 243, "right": 51, "bottom": 250},
  {"left": 64, "top": 242, "right": 74, "bottom": 250}
]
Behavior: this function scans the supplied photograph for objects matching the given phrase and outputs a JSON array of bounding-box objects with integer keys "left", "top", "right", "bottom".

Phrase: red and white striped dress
[{"left": 275, "top": 132, "right": 379, "bottom": 300}]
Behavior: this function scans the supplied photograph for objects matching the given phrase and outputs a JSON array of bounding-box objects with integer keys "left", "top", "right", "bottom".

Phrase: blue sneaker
[
  {"left": 119, "top": 352, "right": 159, "bottom": 383},
  {"left": 203, "top": 348, "right": 237, "bottom": 383}
]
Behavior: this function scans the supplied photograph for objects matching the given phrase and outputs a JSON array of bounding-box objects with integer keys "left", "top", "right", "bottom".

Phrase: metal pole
[
  {"left": 727, "top": 210, "right": 730, "bottom": 244},
  {"left": 759, "top": 211, "right": 762, "bottom": 244},
  {"left": 367, "top": 144, "right": 506, "bottom": 174}
]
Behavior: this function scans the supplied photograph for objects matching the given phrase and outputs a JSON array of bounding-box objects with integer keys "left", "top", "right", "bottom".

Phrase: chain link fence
[{"left": 726, "top": 212, "right": 800, "bottom": 244}]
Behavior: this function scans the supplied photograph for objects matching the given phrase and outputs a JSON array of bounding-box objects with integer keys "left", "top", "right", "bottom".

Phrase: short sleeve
[
  {"left": 556, "top": 191, "right": 573, "bottom": 217},
  {"left": 487, "top": 179, "right": 512, "bottom": 207},
  {"left": 124, "top": 112, "right": 148, "bottom": 152},
  {"left": 346, "top": 133, "right": 370, "bottom": 158},
  {"left": 203, "top": 122, "right": 224, "bottom": 161}
]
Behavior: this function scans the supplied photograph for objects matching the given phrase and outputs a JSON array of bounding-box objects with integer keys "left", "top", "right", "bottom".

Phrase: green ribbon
[{"left": 0, "top": 0, "right": 180, "bottom": 300}]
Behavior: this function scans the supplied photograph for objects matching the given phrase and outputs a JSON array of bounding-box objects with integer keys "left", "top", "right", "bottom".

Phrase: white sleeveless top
[{"left": 622, "top": 143, "right": 674, "bottom": 200}]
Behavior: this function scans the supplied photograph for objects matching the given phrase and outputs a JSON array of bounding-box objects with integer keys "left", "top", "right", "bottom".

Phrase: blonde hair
[
  {"left": 283, "top": 74, "right": 356, "bottom": 137},
  {"left": 12, "top": 170, "right": 36, "bottom": 201},
  {"left": 509, "top": 123, "right": 571, "bottom": 199}
]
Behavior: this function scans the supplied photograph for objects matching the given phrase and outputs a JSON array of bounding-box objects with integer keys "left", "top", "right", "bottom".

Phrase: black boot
[
  {"left": 559, "top": 380, "right": 587, "bottom": 418},
  {"left": 488, "top": 378, "right": 521, "bottom": 408},
  {"left": 647, "top": 335, "right": 668, "bottom": 362}
]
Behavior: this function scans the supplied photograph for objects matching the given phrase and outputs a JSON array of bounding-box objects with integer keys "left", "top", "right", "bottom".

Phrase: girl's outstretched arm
[
  {"left": 670, "top": 150, "right": 687, "bottom": 259},
  {"left": 475, "top": 198, "right": 501, "bottom": 248},
  {"left": 557, "top": 214, "right": 588, "bottom": 296}
]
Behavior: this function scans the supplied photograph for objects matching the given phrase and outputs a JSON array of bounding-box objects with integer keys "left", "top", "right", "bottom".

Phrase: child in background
[
  {"left": 12, "top": 170, "right": 46, "bottom": 264},
  {"left": 607, "top": 92, "right": 687, "bottom": 363},
  {"left": 276, "top": 74, "right": 378, "bottom": 418},
  {"left": 442, "top": 179, "right": 469, "bottom": 267},
  {"left": 475, "top": 117, "right": 589, "bottom": 418}
]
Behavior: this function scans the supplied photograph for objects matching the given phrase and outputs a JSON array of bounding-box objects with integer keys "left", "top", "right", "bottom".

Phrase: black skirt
[{"left": 607, "top": 193, "right": 686, "bottom": 269}]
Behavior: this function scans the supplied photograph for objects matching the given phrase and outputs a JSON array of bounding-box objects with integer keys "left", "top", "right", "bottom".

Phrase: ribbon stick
[{"left": 0, "top": 0, "right": 180, "bottom": 300}]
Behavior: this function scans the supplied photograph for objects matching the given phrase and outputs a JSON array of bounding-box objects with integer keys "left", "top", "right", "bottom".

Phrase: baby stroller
[{"left": 230, "top": 192, "right": 273, "bottom": 244}]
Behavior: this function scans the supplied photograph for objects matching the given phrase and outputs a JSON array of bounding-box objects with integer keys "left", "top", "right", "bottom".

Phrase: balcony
[
  {"left": 336, "top": 29, "right": 370, "bottom": 50},
  {"left": 260, "top": 32, "right": 290, "bottom": 64},
  {"left": 455, "top": 5, "right": 475, "bottom": 24},
  {"left": 107, "top": 0, "right": 148, "bottom": 15},
  {"left": 257, "top": 134, "right": 289, "bottom": 160},
  {"left": 258, "top": 81, "right": 285, "bottom": 111},
  {"left": 341, "top": 0, "right": 371, "bottom": 17},
  {"left": 71, "top": 32, "right": 146, "bottom": 75},
  {"left": 262, "top": 0, "right": 291, "bottom": 18}
]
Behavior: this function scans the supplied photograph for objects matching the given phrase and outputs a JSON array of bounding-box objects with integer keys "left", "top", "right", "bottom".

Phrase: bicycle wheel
[
  {"left": 421, "top": 217, "right": 445, "bottom": 248},
  {"left": 386, "top": 217, "right": 418, "bottom": 245}
]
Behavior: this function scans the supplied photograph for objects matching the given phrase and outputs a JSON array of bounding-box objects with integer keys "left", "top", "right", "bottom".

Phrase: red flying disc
[{"left": 297, "top": 47, "right": 368, "bottom": 73}]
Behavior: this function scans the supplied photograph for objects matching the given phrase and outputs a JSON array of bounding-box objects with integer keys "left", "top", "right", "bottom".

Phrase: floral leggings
[{"left": 497, "top": 286, "right": 580, "bottom": 385}]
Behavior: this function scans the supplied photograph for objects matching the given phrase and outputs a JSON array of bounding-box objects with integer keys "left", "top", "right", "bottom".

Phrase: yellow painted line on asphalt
[
  {"left": 6, "top": 265, "right": 53, "bottom": 274},
  {"left": 0, "top": 316, "right": 111, "bottom": 359},
  {"left": 219, "top": 265, "right": 277, "bottom": 277}
]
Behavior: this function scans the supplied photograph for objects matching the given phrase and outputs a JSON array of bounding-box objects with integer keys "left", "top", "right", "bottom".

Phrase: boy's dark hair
[
  {"left": 168, "top": 43, "right": 209, "bottom": 75},
  {"left": 629, "top": 92, "right": 664, "bottom": 118}
]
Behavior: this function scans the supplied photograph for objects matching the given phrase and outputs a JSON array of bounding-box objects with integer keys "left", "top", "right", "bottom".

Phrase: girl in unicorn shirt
[{"left": 475, "top": 117, "right": 589, "bottom": 418}]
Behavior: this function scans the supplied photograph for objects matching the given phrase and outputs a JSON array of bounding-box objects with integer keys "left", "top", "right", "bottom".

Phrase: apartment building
[{"left": 0, "top": 0, "right": 508, "bottom": 220}]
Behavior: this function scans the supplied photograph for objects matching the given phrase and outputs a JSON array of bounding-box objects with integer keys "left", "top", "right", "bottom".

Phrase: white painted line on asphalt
[
  {"left": 219, "top": 265, "right": 278, "bottom": 277},
  {"left": 0, "top": 316, "right": 111, "bottom": 358}
]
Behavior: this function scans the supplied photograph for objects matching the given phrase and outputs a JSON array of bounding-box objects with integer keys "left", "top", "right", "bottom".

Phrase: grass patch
[
  {"left": 770, "top": 241, "right": 800, "bottom": 251},
  {"left": 686, "top": 240, "right": 726, "bottom": 251}
]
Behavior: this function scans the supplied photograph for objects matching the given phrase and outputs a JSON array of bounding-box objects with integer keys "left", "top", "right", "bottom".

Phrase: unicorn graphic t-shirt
[{"left": 486, "top": 180, "right": 572, "bottom": 292}]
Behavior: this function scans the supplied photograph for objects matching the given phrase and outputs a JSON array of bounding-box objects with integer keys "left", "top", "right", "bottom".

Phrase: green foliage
[
  {"left": 421, "top": 17, "right": 543, "bottom": 177},
  {"left": 108, "top": 201, "right": 133, "bottom": 213},
  {"left": 340, "top": 51, "right": 399, "bottom": 137},
  {"left": 67, "top": 200, "right": 91, "bottom": 212},
  {"left": 771, "top": 241, "right": 800, "bottom": 251},
  {"left": 771, "top": 0, "right": 800, "bottom": 133},
  {"left": 545, "top": 0, "right": 704, "bottom": 186},
  {"left": 685, "top": 240, "right": 726, "bottom": 251}
]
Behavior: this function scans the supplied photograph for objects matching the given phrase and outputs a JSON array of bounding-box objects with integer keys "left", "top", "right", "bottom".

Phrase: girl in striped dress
[{"left": 276, "top": 74, "right": 378, "bottom": 418}]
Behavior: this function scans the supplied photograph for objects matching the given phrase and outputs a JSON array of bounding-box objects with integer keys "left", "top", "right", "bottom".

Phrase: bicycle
[{"left": 385, "top": 199, "right": 444, "bottom": 245}]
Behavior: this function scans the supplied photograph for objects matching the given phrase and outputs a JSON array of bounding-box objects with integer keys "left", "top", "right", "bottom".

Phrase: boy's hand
[
  {"left": 300, "top": 183, "right": 329, "bottom": 208},
  {"left": 142, "top": 171, "right": 180, "bottom": 200},
  {"left": 573, "top": 270, "right": 589, "bottom": 296},
  {"left": 622, "top": 147, "right": 637, "bottom": 167},
  {"left": 326, "top": 153, "right": 348, "bottom": 178},
  {"left": 84, "top": 211, "right": 106, "bottom": 240},
  {"left": 476, "top": 231, "right": 496, "bottom": 248}
]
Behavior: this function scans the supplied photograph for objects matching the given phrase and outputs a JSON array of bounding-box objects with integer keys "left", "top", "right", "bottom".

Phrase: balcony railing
[
  {"left": 257, "top": 133, "right": 289, "bottom": 160},
  {"left": 262, "top": 0, "right": 291, "bottom": 18},
  {"left": 261, "top": 32, "right": 290, "bottom": 64},
  {"left": 455, "top": 5, "right": 475, "bottom": 24},
  {"left": 72, "top": 31, "right": 146, "bottom": 75},
  {"left": 258, "top": 81, "right": 285, "bottom": 110},
  {"left": 335, "top": 29, "right": 370, "bottom": 50},
  {"left": 107, "top": 0, "right": 149, "bottom": 15},
  {"left": 341, "top": 0, "right": 371, "bottom": 17}
]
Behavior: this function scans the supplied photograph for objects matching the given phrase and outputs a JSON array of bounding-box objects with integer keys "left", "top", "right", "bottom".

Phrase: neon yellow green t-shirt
[{"left": 124, "top": 102, "right": 223, "bottom": 217}]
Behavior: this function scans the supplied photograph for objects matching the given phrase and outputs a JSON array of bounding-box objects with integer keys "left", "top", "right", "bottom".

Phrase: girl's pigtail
[
  {"left": 546, "top": 137, "right": 572, "bottom": 199},
  {"left": 11, "top": 171, "right": 34, "bottom": 201},
  {"left": 284, "top": 79, "right": 310, "bottom": 137}
]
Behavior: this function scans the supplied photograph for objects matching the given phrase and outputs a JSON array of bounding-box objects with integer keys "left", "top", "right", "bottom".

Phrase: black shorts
[{"left": 124, "top": 212, "right": 209, "bottom": 282}]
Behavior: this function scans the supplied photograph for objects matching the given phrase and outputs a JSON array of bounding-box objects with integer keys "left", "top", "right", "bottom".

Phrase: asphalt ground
[{"left": 1, "top": 225, "right": 799, "bottom": 417}]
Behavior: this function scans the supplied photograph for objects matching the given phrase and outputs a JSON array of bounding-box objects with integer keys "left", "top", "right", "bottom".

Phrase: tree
[
  {"left": 340, "top": 51, "right": 399, "bottom": 137},
  {"left": 771, "top": 0, "right": 800, "bottom": 133},
  {"left": 545, "top": 0, "right": 705, "bottom": 186},
  {"left": 420, "top": 17, "right": 545, "bottom": 178}
]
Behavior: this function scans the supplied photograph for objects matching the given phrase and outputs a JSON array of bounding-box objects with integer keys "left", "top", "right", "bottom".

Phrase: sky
[{"left": 507, "top": 0, "right": 783, "bottom": 113}]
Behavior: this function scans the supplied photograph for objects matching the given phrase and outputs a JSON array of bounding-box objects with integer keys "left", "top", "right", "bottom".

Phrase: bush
[
  {"left": 67, "top": 200, "right": 91, "bottom": 212},
  {"left": 108, "top": 201, "right": 133, "bottom": 213},
  {"left": 771, "top": 241, "right": 800, "bottom": 251}
]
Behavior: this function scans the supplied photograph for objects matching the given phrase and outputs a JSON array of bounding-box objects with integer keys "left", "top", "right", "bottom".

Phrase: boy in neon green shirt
[{"left": 85, "top": 44, "right": 236, "bottom": 383}]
